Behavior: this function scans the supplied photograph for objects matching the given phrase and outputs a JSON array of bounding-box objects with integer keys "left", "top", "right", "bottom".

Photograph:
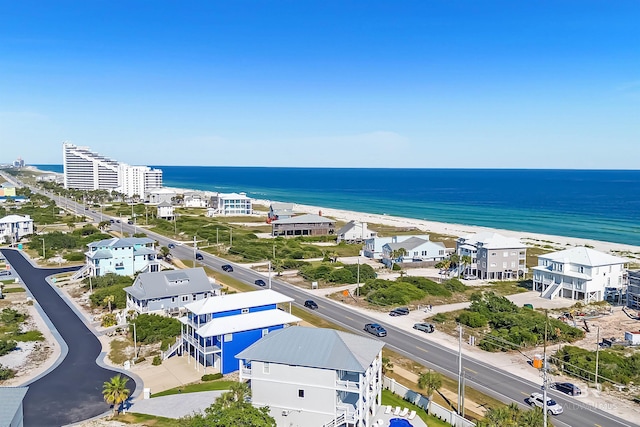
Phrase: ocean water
[{"left": 34, "top": 165, "right": 640, "bottom": 246}]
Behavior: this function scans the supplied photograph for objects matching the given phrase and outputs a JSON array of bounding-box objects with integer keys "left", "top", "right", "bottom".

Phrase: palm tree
[
  {"left": 417, "top": 370, "right": 442, "bottom": 413},
  {"left": 102, "top": 374, "right": 130, "bottom": 416},
  {"left": 381, "top": 356, "right": 393, "bottom": 375},
  {"left": 160, "top": 246, "right": 171, "bottom": 259},
  {"left": 461, "top": 255, "right": 472, "bottom": 277},
  {"left": 389, "top": 248, "right": 407, "bottom": 270},
  {"left": 103, "top": 295, "right": 115, "bottom": 312},
  {"left": 449, "top": 253, "right": 461, "bottom": 277}
]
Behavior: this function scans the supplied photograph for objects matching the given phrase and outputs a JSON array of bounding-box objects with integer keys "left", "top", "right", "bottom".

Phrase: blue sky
[{"left": 1, "top": 1, "right": 638, "bottom": 168}]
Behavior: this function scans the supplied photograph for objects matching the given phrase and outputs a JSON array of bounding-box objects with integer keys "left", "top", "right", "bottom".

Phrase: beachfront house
[
  {"left": 85, "top": 237, "right": 158, "bottom": 277},
  {"left": 179, "top": 289, "right": 300, "bottom": 374},
  {"left": 456, "top": 232, "right": 527, "bottom": 280},
  {"left": 0, "top": 386, "right": 28, "bottom": 427},
  {"left": 532, "top": 247, "right": 628, "bottom": 302},
  {"left": 271, "top": 213, "right": 336, "bottom": 237},
  {"left": 124, "top": 268, "right": 221, "bottom": 315},
  {"left": 381, "top": 236, "right": 448, "bottom": 267},
  {"left": 336, "top": 220, "right": 376, "bottom": 244},
  {"left": 268, "top": 202, "right": 295, "bottom": 221},
  {"left": 208, "top": 192, "right": 253, "bottom": 216},
  {"left": 363, "top": 235, "right": 431, "bottom": 260},
  {"left": 156, "top": 201, "right": 175, "bottom": 220},
  {"left": 147, "top": 188, "right": 176, "bottom": 205},
  {"left": 0, "top": 214, "right": 34, "bottom": 242},
  {"left": 237, "top": 326, "right": 384, "bottom": 427},
  {"left": 184, "top": 191, "right": 208, "bottom": 208}
]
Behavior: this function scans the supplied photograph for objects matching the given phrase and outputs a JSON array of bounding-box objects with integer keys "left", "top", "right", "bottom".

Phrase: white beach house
[
  {"left": 456, "top": 232, "right": 527, "bottom": 280},
  {"left": 0, "top": 214, "right": 34, "bottom": 242},
  {"left": 363, "top": 235, "right": 431, "bottom": 260},
  {"left": 532, "top": 246, "right": 628, "bottom": 302},
  {"left": 336, "top": 220, "right": 376, "bottom": 244},
  {"left": 237, "top": 326, "right": 385, "bottom": 427},
  {"left": 381, "top": 236, "right": 448, "bottom": 267}
]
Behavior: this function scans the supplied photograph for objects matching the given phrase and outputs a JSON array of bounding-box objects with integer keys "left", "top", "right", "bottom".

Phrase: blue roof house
[
  {"left": 179, "top": 289, "right": 300, "bottom": 375},
  {"left": 85, "top": 237, "right": 158, "bottom": 277}
]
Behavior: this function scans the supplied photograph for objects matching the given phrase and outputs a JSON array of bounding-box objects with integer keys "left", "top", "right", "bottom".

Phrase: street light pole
[
  {"left": 268, "top": 261, "right": 272, "bottom": 289},
  {"left": 41, "top": 238, "right": 45, "bottom": 259},
  {"left": 131, "top": 322, "right": 137, "bottom": 360}
]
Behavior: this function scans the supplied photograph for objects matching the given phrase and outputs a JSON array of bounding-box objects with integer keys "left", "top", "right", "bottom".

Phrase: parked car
[
  {"left": 195, "top": 253, "right": 204, "bottom": 261},
  {"left": 167, "top": 243, "right": 175, "bottom": 249},
  {"left": 527, "top": 392, "right": 563, "bottom": 415},
  {"left": 304, "top": 300, "right": 318, "bottom": 310},
  {"left": 364, "top": 323, "right": 387, "bottom": 337},
  {"left": 221, "top": 264, "right": 233, "bottom": 272},
  {"left": 127, "top": 220, "right": 134, "bottom": 225},
  {"left": 463, "top": 274, "right": 477, "bottom": 280},
  {"left": 109, "top": 219, "right": 115, "bottom": 224},
  {"left": 413, "top": 322, "right": 435, "bottom": 333},
  {"left": 255, "top": 279, "right": 266, "bottom": 287},
  {"left": 552, "top": 382, "right": 581, "bottom": 396},
  {"left": 389, "top": 307, "right": 410, "bottom": 316},
  {"left": 0, "top": 270, "right": 11, "bottom": 276}
]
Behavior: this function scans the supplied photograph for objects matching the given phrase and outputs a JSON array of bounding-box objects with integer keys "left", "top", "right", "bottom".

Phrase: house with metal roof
[
  {"left": 0, "top": 215, "right": 33, "bottom": 242},
  {"left": 208, "top": 192, "right": 253, "bottom": 216},
  {"left": 236, "top": 326, "right": 385, "bottom": 427},
  {"left": 363, "top": 234, "right": 431, "bottom": 260},
  {"left": 179, "top": 289, "right": 300, "bottom": 375},
  {"left": 381, "top": 236, "right": 448, "bottom": 267},
  {"left": 533, "top": 247, "right": 628, "bottom": 302},
  {"left": 156, "top": 201, "right": 174, "bottom": 220},
  {"left": 0, "top": 387, "right": 28, "bottom": 427},
  {"left": 84, "top": 237, "right": 158, "bottom": 277},
  {"left": 268, "top": 202, "right": 295, "bottom": 221},
  {"left": 124, "top": 267, "right": 221, "bottom": 315},
  {"left": 271, "top": 214, "right": 335, "bottom": 237},
  {"left": 456, "top": 232, "right": 527, "bottom": 280},
  {"left": 336, "top": 220, "right": 376, "bottom": 244}
]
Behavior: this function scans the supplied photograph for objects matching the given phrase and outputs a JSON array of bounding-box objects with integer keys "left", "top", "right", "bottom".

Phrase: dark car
[
  {"left": 0, "top": 270, "right": 11, "bottom": 276},
  {"left": 364, "top": 323, "right": 387, "bottom": 337},
  {"left": 413, "top": 322, "right": 435, "bottom": 333},
  {"left": 389, "top": 307, "right": 410, "bottom": 316},
  {"left": 255, "top": 279, "right": 266, "bottom": 287},
  {"left": 109, "top": 219, "right": 115, "bottom": 224},
  {"left": 127, "top": 220, "right": 134, "bottom": 225},
  {"left": 304, "top": 300, "right": 318, "bottom": 310},
  {"left": 116, "top": 219, "right": 120, "bottom": 223},
  {"left": 552, "top": 382, "right": 581, "bottom": 396},
  {"left": 195, "top": 253, "right": 204, "bottom": 261},
  {"left": 221, "top": 264, "right": 233, "bottom": 272},
  {"left": 168, "top": 243, "right": 175, "bottom": 249}
]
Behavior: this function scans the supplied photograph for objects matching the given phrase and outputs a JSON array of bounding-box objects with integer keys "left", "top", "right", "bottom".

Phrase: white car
[{"left": 527, "top": 392, "right": 563, "bottom": 415}]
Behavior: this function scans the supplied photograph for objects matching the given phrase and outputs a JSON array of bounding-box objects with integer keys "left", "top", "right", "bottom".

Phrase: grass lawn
[
  {"left": 1, "top": 287, "right": 26, "bottom": 293},
  {"left": 381, "top": 390, "right": 451, "bottom": 427},
  {"left": 151, "top": 380, "right": 237, "bottom": 397},
  {"left": 116, "top": 412, "right": 181, "bottom": 426}
]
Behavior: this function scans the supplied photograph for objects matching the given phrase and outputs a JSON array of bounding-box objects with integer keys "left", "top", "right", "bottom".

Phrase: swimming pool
[{"left": 388, "top": 418, "right": 413, "bottom": 427}]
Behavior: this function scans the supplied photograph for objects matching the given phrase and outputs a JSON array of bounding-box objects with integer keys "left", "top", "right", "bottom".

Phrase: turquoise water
[{"left": 35, "top": 165, "right": 640, "bottom": 246}]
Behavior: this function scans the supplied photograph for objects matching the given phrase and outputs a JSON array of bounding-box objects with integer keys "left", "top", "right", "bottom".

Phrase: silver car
[{"left": 413, "top": 322, "right": 435, "bottom": 333}]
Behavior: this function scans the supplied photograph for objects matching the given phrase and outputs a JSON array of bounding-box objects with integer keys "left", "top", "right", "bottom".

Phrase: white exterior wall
[
  {"left": 250, "top": 361, "right": 339, "bottom": 427},
  {"left": 383, "top": 241, "right": 446, "bottom": 262},
  {"left": 157, "top": 205, "right": 174, "bottom": 219},
  {"left": 0, "top": 216, "right": 34, "bottom": 239},
  {"left": 118, "top": 165, "right": 163, "bottom": 198}
]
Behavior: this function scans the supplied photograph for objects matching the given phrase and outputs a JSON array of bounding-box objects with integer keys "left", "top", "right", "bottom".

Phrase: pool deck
[{"left": 372, "top": 405, "right": 428, "bottom": 427}]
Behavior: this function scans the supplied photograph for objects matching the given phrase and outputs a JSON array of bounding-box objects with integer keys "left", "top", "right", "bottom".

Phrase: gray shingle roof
[
  {"left": 0, "top": 387, "right": 28, "bottom": 427},
  {"left": 272, "top": 214, "right": 334, "bottom": 225},
  {"left": 236, "top": 326, "right": 384, "bottom": 373},
  {"left": 124, "top": 267, "right": 221, "bottom": 301}
]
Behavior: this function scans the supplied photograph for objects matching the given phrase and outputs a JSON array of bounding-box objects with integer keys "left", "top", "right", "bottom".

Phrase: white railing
[
  {"left": 336, "top": 379, "right": 359, "bottom": 392},
  {"left": 542, "top": 282, "right": 562, "bottom": 299},
  {"left": 383, "top": 376, "right": 475, "bottom": 427},
  {"left": 241, "top": 367, "right": 252, "bottom": 378},
  {"left": 322, "top": 414, "right": 345, "bottom": 427},
  {"left": 162, "top": 337, "right": 182, "bottom": 360}
]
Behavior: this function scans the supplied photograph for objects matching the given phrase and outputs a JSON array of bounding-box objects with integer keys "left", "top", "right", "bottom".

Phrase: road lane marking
[
  {"left": 464, "top": 367, "right": 477, "bottom": 374},
  {"left": 415, "top": 346, "right": 428, "bottom": 353},
  {"left": 344, "top": 316, "right": 354, "bottom": 321}
]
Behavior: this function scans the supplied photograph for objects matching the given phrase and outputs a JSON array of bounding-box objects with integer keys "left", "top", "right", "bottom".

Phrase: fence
[{"left": 383, "top": 377, "right": 475, "bottom": 427}]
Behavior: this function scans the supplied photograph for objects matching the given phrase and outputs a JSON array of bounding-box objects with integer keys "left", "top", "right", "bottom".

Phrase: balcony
[{"left": 336, "top": 379, "right": 359, "bottom": 392}]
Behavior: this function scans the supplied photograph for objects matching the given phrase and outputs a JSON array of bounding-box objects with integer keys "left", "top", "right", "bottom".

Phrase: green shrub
[
  {"left": 0, "top": 340, "right": 17, "bottom": 356},
  {"left": 366, "top": 282, "right": 426, "bottom": 306},
  {"left": 0, "top": 308, "right": 26, "bottom": 324},
  {"left": 0, "top": 364, "right": 15, "bottom": 380},
  {"left": 101, "top": 313, "right": 117, "bottom": 327},
  {"left": 431, "top": 313, "right": 448, "bottom": 323},
  {"left": 14, "top": 330, "right": 44, "bottom": 342},
  {"left": 457, "top": 311, "right": 488, "bottom": 328},
  {"left": 202, "top": 373, "right": 223, "bottom": 381},
  {"left": 152, "top": 355, "right": 162, "bottom": 366},
  {"left": 90, "top": 285, "right": 127, "bottom": 310},
  {"left": 133, "top": 314, "right": 181, "bottom": 344},
  {"left": 136, "top": 356, "right": 146, "bottom": 363},
  {"left": 392, "top": 263, "right": 401, "bottom": 271},
  {"left": 63, "top": 252, "right": 85, "bottom": 261},
  {"left": 343, "top": 263, "right": 376, "bottom": 281},
  {"left": 328, "top": 268, "right": 355, "bottom": 284}
]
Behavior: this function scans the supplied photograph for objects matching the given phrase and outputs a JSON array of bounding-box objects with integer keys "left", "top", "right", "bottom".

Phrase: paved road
[{"left": 0, "top": 249, "right": 135, "bottom": 427}]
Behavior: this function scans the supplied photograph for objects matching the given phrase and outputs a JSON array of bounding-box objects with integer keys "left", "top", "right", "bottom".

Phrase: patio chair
[
  {"left": 377, "top": 419, "right": 384, "bottom": 426},
  {"left": 399, "top": 407, "right": 409, "bottom": 417},
  {"left": 384, "top": 405, "right": 392, "bottom": 414},
  {"left": 407, "top": 410, "right": 417, "bottom": 420},
  {"left": 393, "top": 406, "right": 401, "bottom": 415}
]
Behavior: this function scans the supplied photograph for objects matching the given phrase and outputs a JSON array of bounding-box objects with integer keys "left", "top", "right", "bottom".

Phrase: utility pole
[
  {"left": 216, "top": 228, "right": 219, "bottom": 245},
  {"left": 131, "top": 322, "right": 137, "bottom": 360},
  {"left": 543, "top": 310, "right": 549, "bottom": 427},
  {"left": 41, "top": 238, "right": 45, "bottom": 259},
  {"left": 457, "top": 324, "right": 463, "bottom": 414},
  {"left": 193, "top": 235, "right": 197, "bottom": 268},
  {"left": 230, "top": 227, "right": 232, "bottom": 246},
  {"left": 356, "top": 258, "right": 360, "bottom": 297},
  {"left": 595, "top": 326, "right": 600, "bottom": 389},
  {"left": 268, "top": 260, "right": 272, "bottom": 289}
]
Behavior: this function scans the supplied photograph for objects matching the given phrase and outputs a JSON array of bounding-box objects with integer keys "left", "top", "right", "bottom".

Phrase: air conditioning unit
[{"left": 282, "top": 410, "right": 290, "bottom": 416}]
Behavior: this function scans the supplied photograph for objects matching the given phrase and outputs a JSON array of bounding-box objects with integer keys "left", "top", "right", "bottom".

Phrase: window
[
  {"left": 192, "top": 294, "right": 197, "bottom": 301},
  {"left": 224, "top": 334, "right": 233, "bottom": 342},
  {"left": 241, "top": 308, "right": 249, "bottom": 314},
  {"left": 298, "top": 389, "right": 305, "bottom": 398},
  {"left": 502, "top": 262, "right": 507, "bottom": 268},
  {"left": 503, "top": 251, "right": 508, "bottom": 257},
  {"left": 182, "top": 295, "right": 189, "bottom": 302},
  {"left": 171, "top": 297, "right": 176, "bottom": 303},
  {"left": 491, "top": 252, "right": 497, "bottom": 256},
  {"left": 490, "top": 263, "right": 496, "bottom": 267},
  {"left": 263, "top": 362, "right": 270, "bottom": 374}
]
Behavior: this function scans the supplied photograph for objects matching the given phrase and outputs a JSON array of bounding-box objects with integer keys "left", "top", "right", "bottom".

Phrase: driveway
[{"left": 0, "top": 249, "right": 136, "bottom": 427}]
